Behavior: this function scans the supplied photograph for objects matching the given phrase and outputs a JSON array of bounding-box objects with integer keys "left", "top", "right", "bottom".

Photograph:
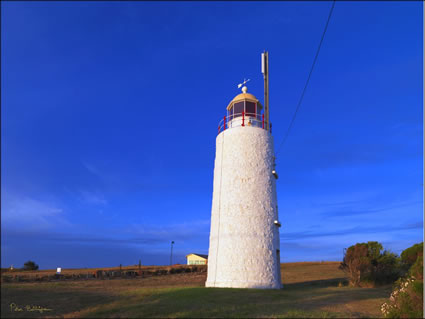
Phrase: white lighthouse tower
[{"left": 206, "top": 53, "right": 282, "bottom": 289}]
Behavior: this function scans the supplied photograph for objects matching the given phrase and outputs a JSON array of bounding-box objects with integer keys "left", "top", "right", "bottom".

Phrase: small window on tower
[
  {"left": 245, "top": 102, "right": 256, "bottom": 116},
  {"left": 233, "top": 102, "right": 244, "bottom": 117}
]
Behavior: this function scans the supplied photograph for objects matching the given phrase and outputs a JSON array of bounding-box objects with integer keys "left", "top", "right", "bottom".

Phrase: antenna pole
[{"left": 262, "top": 51, "right": 270, "bottom": 131}]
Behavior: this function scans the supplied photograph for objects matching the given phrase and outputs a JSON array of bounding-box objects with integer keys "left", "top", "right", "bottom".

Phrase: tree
[
  {"left": 367, "top": 241, "right": 383, "bottom": 260},
  {"left": 340, "top": 243, "right": 371, "bottom": 286},
  {"left": 340, "top": 241, "right": 400, "bottom": 287},
  {"left": 23, "top": 260, "right": 39, "bottom": 271}
]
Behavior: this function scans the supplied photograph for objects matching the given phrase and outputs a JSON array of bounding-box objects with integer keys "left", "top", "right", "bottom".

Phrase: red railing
[{"left": 217, "top": 112, "right": 272, "bottom": 134}]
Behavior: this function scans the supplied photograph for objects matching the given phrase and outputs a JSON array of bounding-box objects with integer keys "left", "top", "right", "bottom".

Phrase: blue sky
[{"left": 1, "top": 1, "right": 423, "bottom": 269}]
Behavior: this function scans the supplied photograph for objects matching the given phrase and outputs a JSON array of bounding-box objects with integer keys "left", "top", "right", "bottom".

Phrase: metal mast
[{"left": 261, "top": 51, "right": 269, "bottom": 131}]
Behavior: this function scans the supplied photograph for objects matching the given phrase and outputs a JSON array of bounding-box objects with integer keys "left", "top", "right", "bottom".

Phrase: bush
[
  {"left": 174, "top": 268, "right": 183, "bottom": 274},
  {"left": 339, "top": 241, "right": 400, "bottom": 286},
  {"left": 381, "top": 243, "right": 423, "bottom": 318},
  {"left": 400, "top": 242, "right": 423, "bottom": 272},
  {"left": 23, "top": 261, "right": 39, "bottom": 271},
  {"left": 409, "top": 255, "right": 423, "bottom": 280},
  {"left": 373, "top": 250, "right": 402, "bottom": 284}
]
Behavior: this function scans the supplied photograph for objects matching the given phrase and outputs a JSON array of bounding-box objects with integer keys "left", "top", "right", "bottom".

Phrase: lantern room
[
  {"left": 218, "top": 86, "right": 265, "bottom": 131},
  {"left": 226, "top": 86, "right": 263, "bottom": 121},
  {"left": 217, "top": 85, "right": 271, "bottom": 134}
]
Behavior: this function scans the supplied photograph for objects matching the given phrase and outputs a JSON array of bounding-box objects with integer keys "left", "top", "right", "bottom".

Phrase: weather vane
[{"left": 237, "top": 78, "right": 250, "bottom": 89}]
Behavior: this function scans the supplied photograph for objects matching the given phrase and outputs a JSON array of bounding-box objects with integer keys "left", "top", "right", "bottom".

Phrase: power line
[{"left": 276, "top": 0, "right": 336, "bottom": 155}]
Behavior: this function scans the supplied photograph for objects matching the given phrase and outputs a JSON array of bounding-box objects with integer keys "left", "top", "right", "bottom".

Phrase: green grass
[
  {"left": 82, "top": 286, "right": 346, "bottom": 318},
  {"left": 82, "top": 282, "right": 389, "bottom": 318},
  {"left": 1, "top": 263, "right": 392, "bottom": 318}
]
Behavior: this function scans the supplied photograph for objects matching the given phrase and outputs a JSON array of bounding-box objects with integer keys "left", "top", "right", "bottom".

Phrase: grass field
[{"left": 1, "top": 262, "right": 392, "bottom": 318}]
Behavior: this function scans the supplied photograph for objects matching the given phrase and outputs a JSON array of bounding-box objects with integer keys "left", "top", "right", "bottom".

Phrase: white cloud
[
  {"left": 1, "top": 193, "right": 71, "bottom": 231},
  {"left": 81, "top": 161, "right": 102, "bottom": 177},
  {"left": 79, "top": 190, "right": 108, "bottom": 205}
]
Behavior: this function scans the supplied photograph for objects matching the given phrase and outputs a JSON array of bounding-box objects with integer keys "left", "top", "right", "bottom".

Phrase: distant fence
[{"left": 1, "top": 265, "right": 207, "bottom": 283}]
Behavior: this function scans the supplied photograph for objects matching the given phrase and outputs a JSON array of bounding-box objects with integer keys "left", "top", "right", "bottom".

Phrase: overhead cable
[{"left": 276, "top": 0, "right": 336, "bottom": 155}]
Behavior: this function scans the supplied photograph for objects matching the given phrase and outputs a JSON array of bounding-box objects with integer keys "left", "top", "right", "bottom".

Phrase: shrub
[
  {"left": 381, "top": 243, "right": 423, "bottom": 318},
  {"left": 381, "top": 275, "right": 423, "bottom": 318},
  {"left": 174, "top": 267, "right": 183, "bottom": 274},
  {"left": 409, "top": 255, "right": 423, "bottom": 280},
  {"left": 373, "top": 250, "right": 402, "bottom": 284},
  {"left": 23, "top": 261, "right": 39, "bottom": 271},
  {"left": 339, "top": 241, "right": 400, "bottom": 286},
  {"left": 400, "top": 242, "right": 423, "bottom": 272}
]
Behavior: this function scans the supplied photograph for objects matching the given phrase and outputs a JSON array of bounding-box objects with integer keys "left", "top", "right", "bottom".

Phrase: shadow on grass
[
  {"left": 1, "top": 283, "right": 115, "bottom": 318},
  {"left": 283, "top": 278, "right": 348, "bottom": 289},
  {"left": 83, "top": 280, "right": 391, "bottom": 318},
  {"left": 1, "top": 277, "right": 392, "bottom": 318}
]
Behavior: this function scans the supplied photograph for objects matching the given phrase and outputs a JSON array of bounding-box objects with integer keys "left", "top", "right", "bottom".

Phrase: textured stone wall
[{"left": 206, "top": 126, "right": 281, "bottom": 289}]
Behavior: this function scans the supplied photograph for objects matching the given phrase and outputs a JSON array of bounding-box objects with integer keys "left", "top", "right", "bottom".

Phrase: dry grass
[
  {"left": 1, "top": 262, "right": 391, "bottom": 318},
  {"left": 282, "top": 262, "right": 342, "bottom": 283}
]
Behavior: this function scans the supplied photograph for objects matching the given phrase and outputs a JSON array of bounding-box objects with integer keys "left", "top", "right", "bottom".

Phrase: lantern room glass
[
  {"left": 228, "top": 101, "right": 258, "bottom": 120},
  {"left": 245, "top": 102, "right": 256, "bottom": 117}
]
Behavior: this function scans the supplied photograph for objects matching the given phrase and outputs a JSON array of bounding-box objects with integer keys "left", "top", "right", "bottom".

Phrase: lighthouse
[{"left": 206, "top": 52, "right": 282, "bottom": 289}]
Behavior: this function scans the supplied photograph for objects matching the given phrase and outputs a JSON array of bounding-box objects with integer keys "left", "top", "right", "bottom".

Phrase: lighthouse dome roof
[{"left": 226, "top": 92, "right": 263, "bottom": 111}]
